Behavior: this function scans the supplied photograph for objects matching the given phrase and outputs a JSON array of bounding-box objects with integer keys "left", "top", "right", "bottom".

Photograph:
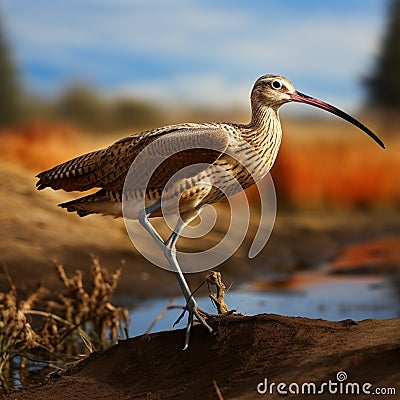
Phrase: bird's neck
[
  {"left": 250, "top": 103, "right": 278, "bottom": 128},
  {"left": 237, "top": 103, "right": 282, "bottom": 175},
  {"left": 242, "top": 103, "right": 282, "bottom": 142}
]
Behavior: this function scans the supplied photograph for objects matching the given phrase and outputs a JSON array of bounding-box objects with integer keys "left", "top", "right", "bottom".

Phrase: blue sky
[{"left": 1, "top": 0, "right": 386, "bottom": 112}]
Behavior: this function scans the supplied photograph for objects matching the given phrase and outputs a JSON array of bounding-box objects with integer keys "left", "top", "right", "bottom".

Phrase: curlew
[{"left": 36, "top": 74, "right": 384, "bottom": 349}]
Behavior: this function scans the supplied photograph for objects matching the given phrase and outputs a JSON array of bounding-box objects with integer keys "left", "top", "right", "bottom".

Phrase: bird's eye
[{"left": 271, "top": 79, "right": 282, "bottom": 90}]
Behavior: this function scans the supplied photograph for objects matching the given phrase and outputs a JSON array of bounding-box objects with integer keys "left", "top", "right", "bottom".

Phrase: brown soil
[{"left": 4, "top": 314, "right": 399, "bottom": 400}]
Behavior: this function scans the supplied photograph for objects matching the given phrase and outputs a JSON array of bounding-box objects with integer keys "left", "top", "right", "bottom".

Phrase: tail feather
[
  {"left": 36, "top": 149, "right": 105, "bottom": 192},
  {"left": 59, "top": 189, "right": 118, "bottom": 217}
]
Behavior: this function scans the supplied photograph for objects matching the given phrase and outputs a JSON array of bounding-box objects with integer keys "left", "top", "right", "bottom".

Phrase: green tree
[
  {"left": 0, "top": 13, "right": 22, "bottom": 127},
  {"left": 54, "top": 83, "right": 163, "bottom": 132},
  {"left": 54, "top": 84, "right": 108, "bottom": 130},
  {"left": 364, "top": 0, "right": 400, "bottom": 111}
]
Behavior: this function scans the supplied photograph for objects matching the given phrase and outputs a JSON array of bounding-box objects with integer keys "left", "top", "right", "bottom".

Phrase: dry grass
[{"left": 0, "top": 257, "right": 129, "bottom": 392}]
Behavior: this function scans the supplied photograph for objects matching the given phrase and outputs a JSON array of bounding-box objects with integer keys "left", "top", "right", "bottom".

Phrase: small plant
[
  {"left": 0, "top": 257, "right": 129, "bottom": 392},
  {"left": 0, "top": 282, "right": 48, "bottom": 388},
  {"left": 52, "top": 257, "right": 129, "bottom": 350}
]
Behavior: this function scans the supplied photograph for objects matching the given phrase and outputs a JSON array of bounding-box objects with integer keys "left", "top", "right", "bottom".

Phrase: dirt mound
[{"left": 5, "top": 314, "right": 399, "bottom": 400}]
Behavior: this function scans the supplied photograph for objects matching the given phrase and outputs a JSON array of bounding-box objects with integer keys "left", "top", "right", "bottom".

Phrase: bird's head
[
  {"left": 251, "top": 74, "right": 296, "bottom": 109},
  {"left": 251, "top": 74, "right": 385, "bottom": 149}
]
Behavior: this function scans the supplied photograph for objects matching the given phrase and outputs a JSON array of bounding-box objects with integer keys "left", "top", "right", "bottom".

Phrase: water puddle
[{"left": 128, "top": 274, "right": 399, "bottom": 337}]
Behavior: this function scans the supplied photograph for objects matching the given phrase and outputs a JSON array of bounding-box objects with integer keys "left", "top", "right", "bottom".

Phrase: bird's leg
[
  {"left": 164, "top": 213, "right": 236, "bottom": 341},
  {"left": 138, "top": 206, "right": 213, "bottom": 349},
  {"left": 138, "top": 203, "right": 166, "bottom": 248},
  {"left": 164, "top": 221, "right": 215, "bottom": 349}
]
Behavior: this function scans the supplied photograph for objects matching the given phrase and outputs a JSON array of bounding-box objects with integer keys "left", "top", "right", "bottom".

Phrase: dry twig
[
  {"left": 213, "top": 380, "right": 225, "bottom": 400},
  {"left": 207, "top": 271, "right": 229, "bottom": 314}
]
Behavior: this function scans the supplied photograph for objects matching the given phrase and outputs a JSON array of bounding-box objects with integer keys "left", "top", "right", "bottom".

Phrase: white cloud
[
  {"left": 114, "top": 73, "right": 252, "bottom": 108},
  {"left": 2, "top": 0, "right": 385, "bottom": 111}
]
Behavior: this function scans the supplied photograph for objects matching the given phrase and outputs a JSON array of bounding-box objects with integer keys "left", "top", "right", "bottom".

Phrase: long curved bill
[{"left": 289, "top": 91, "right": 385, "bottom": 149}]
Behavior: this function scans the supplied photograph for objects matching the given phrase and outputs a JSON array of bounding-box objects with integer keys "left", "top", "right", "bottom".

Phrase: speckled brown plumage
[
  {"left": 37, "top": 73, "right": 383, "bottom": 219},
  {"left": 36, "top": 76, "right": 285, "bottom": 218}
]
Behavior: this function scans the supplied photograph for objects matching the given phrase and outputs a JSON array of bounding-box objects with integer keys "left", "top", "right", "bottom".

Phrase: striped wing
[{"left": 36, "top": 125, "right": 230, "bottom": 193}]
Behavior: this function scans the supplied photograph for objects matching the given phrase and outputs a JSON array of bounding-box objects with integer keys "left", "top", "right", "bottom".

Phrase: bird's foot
[
  {"left": 174, "top": 299, "right": 212, "bottom": 350},
  {"left": 174, "top": 299, "right": 237, "bottom": 350}
]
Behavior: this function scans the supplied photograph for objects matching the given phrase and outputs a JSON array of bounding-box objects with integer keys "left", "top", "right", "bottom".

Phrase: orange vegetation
[
  {"left": 0, "top": 122, "right": 89, "bottom": 172},
  {"left": 270, "top": 122, "right": 400, "bottom": 208},
  {"left": 331, "top": 237, "right": 400, "bottom": 272}
]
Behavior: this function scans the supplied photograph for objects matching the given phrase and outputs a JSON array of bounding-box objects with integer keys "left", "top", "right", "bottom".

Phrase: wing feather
[
  {"left": 100, "top": 126, "right": 229, "bottom": 190},
  {"left": 36, "top": 125, "right": 230, "bottom": 193}
]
